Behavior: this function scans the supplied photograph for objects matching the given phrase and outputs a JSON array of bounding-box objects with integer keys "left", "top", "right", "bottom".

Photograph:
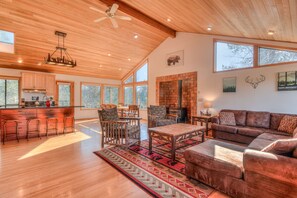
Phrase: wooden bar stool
[
  {"left": 2, "top": 120, "right": 19, "bottom": 144},
  {"left": 46, "top": 117, "right": 58, "bottom": 137},
  {"left": 26, "top": 118, "right": 41, "bottom": 140},
  {"left": 63, "top": 116, "right": 75, "bottom": 134}
]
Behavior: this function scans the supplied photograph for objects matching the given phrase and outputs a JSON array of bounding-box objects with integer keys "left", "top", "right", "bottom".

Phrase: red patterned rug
[{"left": 94, "top": 138, "right": 214, "bottom": 198}]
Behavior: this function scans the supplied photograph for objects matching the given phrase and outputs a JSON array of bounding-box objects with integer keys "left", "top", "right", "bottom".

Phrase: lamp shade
[{"left": 203, "top": 101, "right": 212, "bottom": 108}]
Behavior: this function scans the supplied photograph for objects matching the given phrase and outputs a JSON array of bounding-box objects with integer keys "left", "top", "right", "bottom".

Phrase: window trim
[
  {"left": 0, "top": 75, "right": 20, "bottom": 106},
  {"left": 80, "top": 82, "right": 101, "bottom": 110},
  {"left": 213, "top": 39, "right": 297, "bottom": 73}
]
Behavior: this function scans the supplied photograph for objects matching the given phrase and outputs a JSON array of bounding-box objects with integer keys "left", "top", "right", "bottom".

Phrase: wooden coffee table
[{"left": 148, "top": 123, "right": 205, "bottom": 164}]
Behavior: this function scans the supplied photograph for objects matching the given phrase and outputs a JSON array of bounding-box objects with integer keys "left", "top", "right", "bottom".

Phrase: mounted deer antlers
[{"left": 245, "top": 75, "right": 265, "bottom": 89}]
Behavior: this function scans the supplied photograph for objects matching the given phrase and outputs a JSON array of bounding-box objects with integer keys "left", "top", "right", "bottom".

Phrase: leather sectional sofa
[{"left": 184, "top": 109, "right": 297, "bottom": 198}]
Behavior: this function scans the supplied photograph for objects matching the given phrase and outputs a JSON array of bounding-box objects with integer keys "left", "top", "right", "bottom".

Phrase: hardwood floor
[{"left": 0, "top": 119, "right": 227, "bottom": 198}]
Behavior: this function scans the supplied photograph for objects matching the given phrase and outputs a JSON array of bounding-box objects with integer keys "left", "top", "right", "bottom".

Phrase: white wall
[
  {"left": 148, "top": 32, "right": 297, "bottom": 114},
  {"left": 0, "top": 68, "right": 120, "bottom": 119}
]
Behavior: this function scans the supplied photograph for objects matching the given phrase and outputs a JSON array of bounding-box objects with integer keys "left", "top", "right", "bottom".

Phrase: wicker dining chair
[
  {"left": 126, "top": 105, "right": 140, "bottom": 117},
  {"left": 98, "top": 107, "right": 141, "bottom": 148}
]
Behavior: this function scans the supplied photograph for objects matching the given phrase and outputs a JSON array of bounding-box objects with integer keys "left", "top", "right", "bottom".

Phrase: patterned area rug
[{"left": 94, "top": 138, "right": 214, "bottom": 198}]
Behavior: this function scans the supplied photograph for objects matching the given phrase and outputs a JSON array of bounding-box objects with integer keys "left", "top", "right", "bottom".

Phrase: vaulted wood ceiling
[
  {"left": 0, "top": 0, "right": 169, "bottom": 79},
  {"left": 1, "top": 0, "right": 296, "bottom": 79},
  {"left": 123, "top": 0, "right": 297, "bottom": 43}
]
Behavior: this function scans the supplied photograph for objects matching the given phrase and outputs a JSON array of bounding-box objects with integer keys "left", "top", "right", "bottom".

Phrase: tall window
[
  {"left": 104, "top": 86, "right": 119, "bottom": 104},
  {"left": 123, "top": 61, "right": 148, "bottom": 109},
  {"left": 0, "top": 78, "right": 19, "bottom": 106},
  {"left": 57, "top": 81, "right": 73, "bottom": 106},
  {"left": 81, "top": 83, "right": 101, "bottom": 109},
  {"left": 124, "top": 86, "right": 133, "bottom": 105},
  {"left": 0, "top": 30, "right": 14, "bottom": 54},
  {"left": 136, "top": 85, "right": 148, "bottom": 109},
  {"left": 214, "top": 40, "right": 297, "bottom": 72}
]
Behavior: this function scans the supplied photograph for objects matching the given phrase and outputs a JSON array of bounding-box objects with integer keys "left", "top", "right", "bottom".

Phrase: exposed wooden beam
[{"left": 98, "top": 0, "right": 176, "bottom": 38}]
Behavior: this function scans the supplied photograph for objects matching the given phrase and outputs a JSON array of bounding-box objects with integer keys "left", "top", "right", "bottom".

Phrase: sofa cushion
[
  {"left": 219, "top": 112, "right": 236, "bottom": 126},
  {"left": 257, "top": 133, "right": 291, "bottom": 141},
  {"left": 211, "top": 123, "right": 238, "bottom": 134},
  {"left": 246, "top": 111, "right": 270, "bottom": 129},
  {"left": 261, "top": 138, "right": 297, "bottom": 156},
  {"left": 261, "top": 129, "right": 292, "bottom": 137},
  {"left": 184, "top": 139, "right": 245, "bottom": 179},
  {"left": 248, "top": 138, "right": 275, "bottom": 151},
  {"left": 221, "top": 110, "right": 247, "bottom": 126},
  {"left": 237, "top": 127, "right": 263, "bottom": 137},
  {"left": 278, "top": 115, "right": 297, "bottom": 134},
  {"left": 270, "top": 113, "right": 285, "bottom": 130}
]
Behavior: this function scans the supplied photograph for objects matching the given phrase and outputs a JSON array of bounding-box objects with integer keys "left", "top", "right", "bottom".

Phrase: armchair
[
  {"left": 147, "top": 105, "right": 177, "bottom": 128},
  {"left": 98, "top": 107, "right": 141, "bottom": 148}
]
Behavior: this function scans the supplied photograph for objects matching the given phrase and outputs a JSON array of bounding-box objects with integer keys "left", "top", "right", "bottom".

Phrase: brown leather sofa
[
  {"left": 211, "top": 110, "right": 295, "bottom": 144},
  {"left": 185, "top": 137, "right": 297, "bottom": 198},
  {"left": 185, "top": 109, "right": 297, "bottom": 197}
]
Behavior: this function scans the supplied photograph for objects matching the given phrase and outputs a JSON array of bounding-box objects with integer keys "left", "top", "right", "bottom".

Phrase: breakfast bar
[{"left": 0, "top": 106, "right": 81, "bottom": 143}]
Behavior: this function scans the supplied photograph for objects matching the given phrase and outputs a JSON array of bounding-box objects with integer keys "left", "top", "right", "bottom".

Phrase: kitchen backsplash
[{"left": 22, "top": 92, "right": 54, "bottom": 101}]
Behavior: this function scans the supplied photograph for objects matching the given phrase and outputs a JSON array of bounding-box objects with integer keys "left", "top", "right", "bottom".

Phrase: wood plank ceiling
[
  {"left": 1, "top": 0, "right": 297, "bottom": 79},
  {"left": 0, "top": 0, "right": 169, "bottom": 79},
  {"left": 123, "top": 0, "right": 297, "bottom": 43}
]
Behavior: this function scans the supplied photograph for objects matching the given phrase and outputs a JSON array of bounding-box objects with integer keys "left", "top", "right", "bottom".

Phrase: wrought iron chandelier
[{"left": 44, "top": 31, "right": 76, "bottom": 67}]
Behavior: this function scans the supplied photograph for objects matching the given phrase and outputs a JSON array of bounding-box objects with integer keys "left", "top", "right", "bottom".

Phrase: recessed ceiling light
[
  {"left": 118, "top": 68, "right": 122, "bottom": 71},
  {"left": 268, "top": 30, "right": 275, "bottom": 35},
  {"left": 99, "top": 64, "right": 103, "bottom": 68},
  {"left": 166, "top": 18, "right": 171, "bottom": 22},
  {"left": 107, "top": 53, "right": 111, "bottom": 56},
  {"left": 128, "top": 58, "right": 131, "bottom": 61},
  {"left": 37, "top": 62, "right": 42, "bottom": 66},
  {"left": 207, "top": 26, "right": 212, "bottom": 31},
  {"left": 133, "top": 34, "right": 139, "bottom": 39},
  {"left": 17, "top": 59, "right": 23, "bottom": 64}
]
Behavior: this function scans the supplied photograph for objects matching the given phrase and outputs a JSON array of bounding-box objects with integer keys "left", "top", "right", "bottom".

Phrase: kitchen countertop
[{"left": 0, "top": 106, "right": 84, "bottom": 110}]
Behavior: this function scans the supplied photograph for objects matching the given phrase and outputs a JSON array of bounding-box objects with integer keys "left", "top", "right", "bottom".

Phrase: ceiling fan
[{"left": 89, "top": 3, "right": 132, "bottom": 28}]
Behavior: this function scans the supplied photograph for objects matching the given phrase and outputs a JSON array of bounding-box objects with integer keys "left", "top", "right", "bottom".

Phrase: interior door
[{"left": 56, "top": 81, "right": 74, "bottom": 106}]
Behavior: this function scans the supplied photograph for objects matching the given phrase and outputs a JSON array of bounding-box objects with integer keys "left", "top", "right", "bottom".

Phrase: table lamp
[{"left": 203, "top": 101, "right": 212, "bottom": 116}]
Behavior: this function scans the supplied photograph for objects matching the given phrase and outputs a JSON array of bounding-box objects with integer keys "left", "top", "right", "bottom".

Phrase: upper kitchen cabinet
[
  {"left": 45, "top": 75, "right": 56, "bottom": 96},
  {"left": 21, "top": 72, "right": 36, "bottom": 89},
  {"left": 21, "top": 72, "right": 55, "bottom": 94},
  {"left": 34, "top": 73, "right": 46, "bottom": 89}
]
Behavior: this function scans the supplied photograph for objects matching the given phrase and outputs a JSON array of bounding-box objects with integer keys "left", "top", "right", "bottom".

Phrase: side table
[{"left": 191, "top": 115, "right": 214, "bottom": 136}]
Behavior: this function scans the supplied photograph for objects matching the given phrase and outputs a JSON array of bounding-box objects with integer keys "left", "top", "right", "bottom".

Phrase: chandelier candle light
[{"left": 45, "top": 31, "right": 77, "bottom": 67}]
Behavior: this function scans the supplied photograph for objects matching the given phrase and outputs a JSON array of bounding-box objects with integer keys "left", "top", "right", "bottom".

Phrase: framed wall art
[
  {"left": 223, "top": 77, "right": 236, "bottom": 93},
  {"left": 166, "top": 50, "right": 184, "bottom": 67},
  {"left": 278, "top": 71, "right": 297, "bottom": 91}
]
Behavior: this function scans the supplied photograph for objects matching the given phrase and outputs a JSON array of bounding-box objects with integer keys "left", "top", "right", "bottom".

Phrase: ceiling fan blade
[
  {"left": 109, "top": 3, "right": 119, "bottom": 14},
  {"left": 89, "top": 6, "right": 105, "bottom": 14},
  {"left": 94, "top": 17, "right": 107, "bottom": 23},
  {"left": 114, "top": 15, "right": 132, "bottom": 21},
  {"left": 110, "top": 18, "right": 119, "bottom": 28}
]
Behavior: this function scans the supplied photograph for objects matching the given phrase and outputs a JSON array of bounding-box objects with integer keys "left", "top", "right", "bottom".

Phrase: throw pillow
[
  {"left": 219, "top": 112, "right": 236, "bottom": 126},
  {"left": 261, "top": 138, "right": 297, "bottom": 156},
  {"left": 278, "top": 115, "right": 297, "bottom": 134}
]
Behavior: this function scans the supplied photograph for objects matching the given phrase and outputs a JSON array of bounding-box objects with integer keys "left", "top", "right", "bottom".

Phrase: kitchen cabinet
[
  {"left": 45, "top": 75, "right": 56, "bottom": 96},
  {"left": 34, "top": 73, "right": 46, "bottom": 89},
  {"left": 21, "top": 73, "right": 35, "bottom": 89},
  {"left": 21, "top": 72, "right": 55, "bottom": 94}
]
